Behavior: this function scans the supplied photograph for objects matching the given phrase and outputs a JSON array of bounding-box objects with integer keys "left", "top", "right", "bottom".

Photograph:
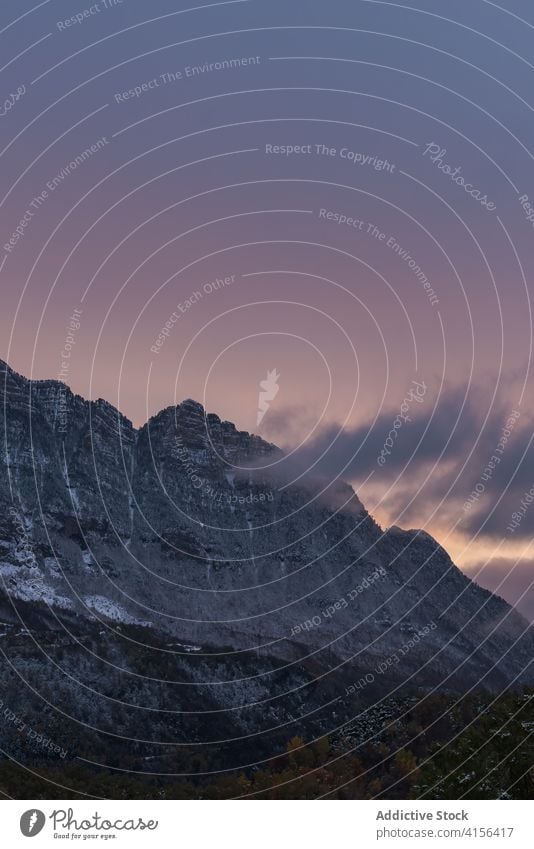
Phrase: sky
[{"left": 1, "top": 0, "right": 534, "bottom": 618}]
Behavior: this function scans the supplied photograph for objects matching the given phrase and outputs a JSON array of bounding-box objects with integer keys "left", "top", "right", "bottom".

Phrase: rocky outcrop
[{"left": 0, "top": 358, "right": 532, "bottom": 695}]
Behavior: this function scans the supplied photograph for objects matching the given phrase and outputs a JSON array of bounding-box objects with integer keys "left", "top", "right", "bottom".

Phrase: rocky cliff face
[{"left": 1, "top": 358, "right": 532, "bottom": 699}]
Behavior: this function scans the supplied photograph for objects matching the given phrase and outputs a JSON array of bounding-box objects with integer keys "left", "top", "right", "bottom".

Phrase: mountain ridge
[
  {"left": 0, "top": 357, "right": 277, "bottom": 445},
  {"left": 0, "top": 357, "right": 532, "bottom": 698}
]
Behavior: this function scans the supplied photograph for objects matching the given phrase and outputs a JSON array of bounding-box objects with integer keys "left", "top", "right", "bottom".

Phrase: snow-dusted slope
[{"left": 0, "top": 359, "right": 532, "bottom": 692}]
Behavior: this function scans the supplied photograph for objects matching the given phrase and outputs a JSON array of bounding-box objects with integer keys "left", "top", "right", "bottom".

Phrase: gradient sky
[{"left": 1, "top": 0, "right": 534, "bottom": 617}]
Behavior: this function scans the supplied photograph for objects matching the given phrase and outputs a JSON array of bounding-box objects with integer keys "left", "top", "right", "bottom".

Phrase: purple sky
[{"left": 1, "top": 0, "right": 534, "bottom": 619}]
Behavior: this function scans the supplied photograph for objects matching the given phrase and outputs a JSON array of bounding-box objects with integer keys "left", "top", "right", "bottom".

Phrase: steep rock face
[{"left": 0, "top": 359, "right": 532, "bottom": 693}]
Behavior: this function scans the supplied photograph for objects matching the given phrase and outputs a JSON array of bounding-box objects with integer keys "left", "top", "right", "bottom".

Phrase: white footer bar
[{"left": 4, "top": 799, "right": 531, "bottom": 848}]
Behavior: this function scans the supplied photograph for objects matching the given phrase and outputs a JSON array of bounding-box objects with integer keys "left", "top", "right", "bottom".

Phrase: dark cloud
[{"left": 282, "top": 382, "right": 534, "bottom": 541}]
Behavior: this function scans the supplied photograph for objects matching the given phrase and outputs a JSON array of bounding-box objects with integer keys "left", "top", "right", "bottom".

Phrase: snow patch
[
  {"left": 167, "top": 642, "right": 202, "bottom": 652},
  {"left": 83, "top": 595, "right": 152, "bottom": 627},
  {"left": 0, "top": 561, "right": 73, "bottom": 608}
]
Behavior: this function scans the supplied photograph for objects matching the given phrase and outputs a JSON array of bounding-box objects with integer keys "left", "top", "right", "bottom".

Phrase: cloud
[{"left": 283, "top": 381, "right": 534, "bottom": 542}]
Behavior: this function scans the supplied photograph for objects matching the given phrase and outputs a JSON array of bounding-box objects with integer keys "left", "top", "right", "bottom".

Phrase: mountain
[{"left": 1, "top": 358, "right": 532, "bottom": 697}]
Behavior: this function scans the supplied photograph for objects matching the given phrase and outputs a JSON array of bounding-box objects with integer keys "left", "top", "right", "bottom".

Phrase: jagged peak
[
  {"left": 140, "top": 398, "right": 277, "bottom": 453},
  {"left": 387, "top": 525, "right": 444, "bottom": 549},
  {"left": 0, "top": 358, "right": 57, "bottom": 384},
  {"left": 0, "top": 361, "right": 280, "bottom": 452},
  {"left": 91, "top": 398, "right": 134, "bottom": 429},
  {"left": 0, "top": 358, "right": 24, "bottom": 381},
  {"left": 179, "top": 398, "right": 204, "bottom": 412}
]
